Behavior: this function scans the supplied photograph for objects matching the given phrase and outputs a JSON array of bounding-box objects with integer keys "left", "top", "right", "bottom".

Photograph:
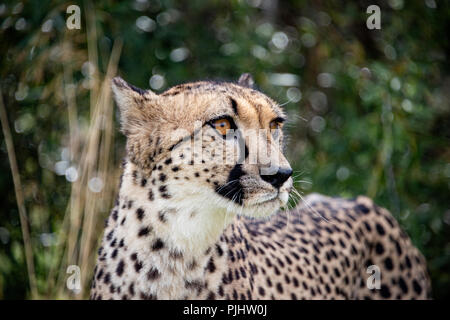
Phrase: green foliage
[{"left": 0, "top": 0, "right": 449, "bottom": 299}]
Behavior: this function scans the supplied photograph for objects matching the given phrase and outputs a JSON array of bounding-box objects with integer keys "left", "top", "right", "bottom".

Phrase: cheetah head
[{"left": 112, "top": 74, "right": 293, "bottom": 219}]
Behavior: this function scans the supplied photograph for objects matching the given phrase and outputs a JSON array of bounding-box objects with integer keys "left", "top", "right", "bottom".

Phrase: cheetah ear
[
  {"left": 111, "top": 76, "right": 157, "bottom": 135},
  {"left": 238, "top": 73, "right": 255, "bottom": 88}
]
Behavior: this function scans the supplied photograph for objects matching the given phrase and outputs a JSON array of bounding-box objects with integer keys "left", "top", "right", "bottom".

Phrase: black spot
[
  {"left": 276, "top": 282, "right": 283, "bottom": 294},
  {"left": 380, "top": 284, "right": 391, "bottom": 298},
  {"left": 141, "top": 178, "right": 147, "bottom": 187},
  {"left": 134, "top": 261, "right": 143, "bottom": 272},
  {"left": 138, "top": 227, "right": 151, "bottom": 237},
  {"left": 158, "top": 211, "right": 167, "bottom": 223},
  {"left": 376, "top": 223, "right": 386, "bottom": 236},
  {"left": 384, "top": 215, "right": 395, "bottom": 228},
  {"left": 398, "top": 277, "right": 408, "bottom": 294},
  {"left": 412, "top": 280, "right": 422, "bottom": 295},
  {"left": 140, "top": 292, "right": 156, "bottom": 300},
  {"left": 96, "top": 268, "right": 104, "bottom": 280},
  {"left": 161, "top": 192, "right": 171, "bottom": 199},
  {"left": 222, "top": 274, "right": 230, "bottom": 285},
  {"left": 147, "top": 267, "right": 160, "bottom": 280},
  {"left": 356, "top": 204, "right": 370, "bottom": 214},
  {"left": 152, "top": 238, "right": 164, "bottom": 251},
  {"left": 128, "top": 283, "right": 135, "bottom": 296},
  {"left": 284, "top": 274, "right": 290, "bottom": 284},
  {"left": 106, "top": 230, "right": 114, "bottom": 241},
  {"left": 216, "top": 244, "right": 224, "bottom": 256},
  {"left": 159, "top": 173, "right": 167, "bottom": 182},
  {"left": 164, "top": 158, "right": 172, "bottom": 165},
  {"left": 103, "top": 273, "right": 110, "bottom": 284},
  {"left": 116, "top": 260, "right": 125, "bottom": 276},
  {"left": 296, "top": 266, "right": 304, "bottom": 275},
  {"left": 394, "top": 239, "right": 402, "bottom": 255},
  {"left": 334, "top": 268, "right": 341, "bottom": 278},
  {"left": 365, "top": 260, "right": 374, "bottom": 271},
  {"left": 218, "top": 286, "right": 224, "bottom": 297},
  {"left": 375, "top": 242, "right": 385, "bottom": 255},
  {"left": 405, "top": 255, "right": 412, "bottom": 269},
  {"left": 384, "top": 257, "right": 394, "bottom": 270},
  {"left": 258, "top": 286, "right": 265, "bottom": 296},
  {"left": 207, "top": 257, "right": 216, "bottom": 273},
  {"left": 136, "top": 208, "right": 145, "bottom": 221},
  {"left": 148, "top": 190, "right": 154, "bottom": 201}
]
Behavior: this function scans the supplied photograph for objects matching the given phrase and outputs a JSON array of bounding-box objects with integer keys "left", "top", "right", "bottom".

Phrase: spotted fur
[{"left": 90, "top": 75, "right": 431, "bottom": 300}]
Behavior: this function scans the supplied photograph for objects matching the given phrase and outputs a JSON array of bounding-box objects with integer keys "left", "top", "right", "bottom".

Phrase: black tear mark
[{"left": 215, "top": 164, "right": 244, "bottom": 205}]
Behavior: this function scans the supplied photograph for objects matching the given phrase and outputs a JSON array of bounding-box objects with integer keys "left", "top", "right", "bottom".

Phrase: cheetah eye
[
  {"left": 269, "top": 118, "right": 285, "bottom": 131},
  {"left": 269, "top": 121, "right": 280, "bottom": 130},
  {"left": 210, "top": 117, "right": 235, "bottom": 136}
]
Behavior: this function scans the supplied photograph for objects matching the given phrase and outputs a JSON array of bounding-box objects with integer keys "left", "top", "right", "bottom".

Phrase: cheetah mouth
[
  {"left": 251, "top": 189, "right": 290, "bottom": 208},
  {"left": 251, "top": 192, "right": 282, "bottom": 206}
]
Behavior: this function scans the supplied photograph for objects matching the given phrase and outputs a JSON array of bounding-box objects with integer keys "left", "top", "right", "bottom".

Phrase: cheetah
[{"left": 90, "top": 74, "right": 431, "bottom": 300}]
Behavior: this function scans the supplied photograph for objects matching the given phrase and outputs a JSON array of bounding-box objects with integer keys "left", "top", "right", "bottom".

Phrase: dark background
[{"left": 0, "top": 0, "right": 449, "bottom": 299}]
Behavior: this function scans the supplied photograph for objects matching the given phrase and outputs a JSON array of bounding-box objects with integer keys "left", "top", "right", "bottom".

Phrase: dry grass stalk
[{"left": 0, "top": 90, "right": 38, "bottom": 299}]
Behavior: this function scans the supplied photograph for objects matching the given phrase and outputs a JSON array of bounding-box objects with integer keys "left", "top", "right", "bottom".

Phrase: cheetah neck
[
  {"left": 119, "top": 160, "right": 235, "bottom": 252},
  {"left": 107, "top": 161, "right": 235, "bottom": 298}
]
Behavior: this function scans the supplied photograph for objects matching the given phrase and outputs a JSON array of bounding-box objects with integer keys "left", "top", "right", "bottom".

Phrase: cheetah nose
[{"left": 260, "top": 167, "right": 293, "bottom": 189}]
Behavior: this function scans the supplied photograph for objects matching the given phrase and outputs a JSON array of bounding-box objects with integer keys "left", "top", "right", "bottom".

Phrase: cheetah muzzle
[{"left": 90, "top": 73, "right": 431, "bottom": 300}]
